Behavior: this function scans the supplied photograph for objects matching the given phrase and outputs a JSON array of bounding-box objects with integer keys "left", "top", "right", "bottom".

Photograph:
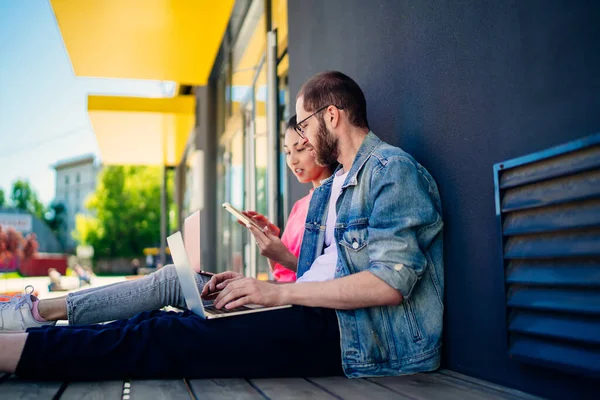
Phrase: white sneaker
[{"left": 0, "top": 286, "right": 57, "bottom": 331}]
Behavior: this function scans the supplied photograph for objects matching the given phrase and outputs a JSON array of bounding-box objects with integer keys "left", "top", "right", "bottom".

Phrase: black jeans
[{"left": 17, "top": 307, "right": 343, "bottom": 381}]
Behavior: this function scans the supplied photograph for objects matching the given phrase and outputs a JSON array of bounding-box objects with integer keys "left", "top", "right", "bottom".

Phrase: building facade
[
  {"left": 48, "top": 1, "right": 600, "bottom": 397},
  {"left": 0, "top": 208, "right": 62, "bottom": 253},
  {"left": 175, "top": 1, "right": 600, "bottom": 398},
  {"left": 53, "top": 154, "right": 100, "bottom": 251}
]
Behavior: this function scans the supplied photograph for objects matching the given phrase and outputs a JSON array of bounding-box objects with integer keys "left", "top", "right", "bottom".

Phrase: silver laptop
[{"left": 167, "top": 231, "right": 291, "bottom": 319}]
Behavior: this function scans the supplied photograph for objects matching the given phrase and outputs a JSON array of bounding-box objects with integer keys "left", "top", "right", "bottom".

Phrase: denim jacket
[{"left": 297, "top": 132, "right": 444, "bottom": 378}]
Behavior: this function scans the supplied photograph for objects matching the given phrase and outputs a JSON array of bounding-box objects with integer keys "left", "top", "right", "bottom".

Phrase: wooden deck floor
[{"left": 0, "top": 369, "right": 542, "bottom": 399}]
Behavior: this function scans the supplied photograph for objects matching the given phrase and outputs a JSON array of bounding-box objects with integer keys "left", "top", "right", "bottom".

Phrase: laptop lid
[
  {"left": 166, "top": 231, "right": 207, "bottom": 319},
  {"left": 183, "top": 211, "right": 201, "bottom": 273}
]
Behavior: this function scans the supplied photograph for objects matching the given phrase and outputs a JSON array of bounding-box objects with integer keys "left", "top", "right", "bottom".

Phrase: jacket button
[{"left": 352, "top": 241, "right": 359, "bottom": 249}]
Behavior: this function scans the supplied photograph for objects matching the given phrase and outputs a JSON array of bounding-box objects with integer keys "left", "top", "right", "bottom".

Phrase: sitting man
[{"left": 0, "top": 71, "right": 443, "bottom": 381}]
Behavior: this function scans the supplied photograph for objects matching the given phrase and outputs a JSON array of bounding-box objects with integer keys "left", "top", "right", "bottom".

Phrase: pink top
[{"left": 272, "top": 191, "right": 313, "bottom": 282}]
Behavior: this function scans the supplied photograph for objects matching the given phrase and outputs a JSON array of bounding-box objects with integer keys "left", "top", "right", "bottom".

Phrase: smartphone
[{"left": 222, "top": 202, "right": 263, "bottom": 230}]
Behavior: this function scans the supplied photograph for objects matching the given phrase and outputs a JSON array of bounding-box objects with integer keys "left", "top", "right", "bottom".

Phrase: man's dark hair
[{"left": 297, "top": 71, "right": 369, "bottom": 129}]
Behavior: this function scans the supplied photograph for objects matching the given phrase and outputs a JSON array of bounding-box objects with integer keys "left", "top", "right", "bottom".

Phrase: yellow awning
[
  {"left": 88, "top": 95, "right": 195, "bottom": 166},
  {"left": 50, "top": 0, "right": 234, "bottom": 85}
]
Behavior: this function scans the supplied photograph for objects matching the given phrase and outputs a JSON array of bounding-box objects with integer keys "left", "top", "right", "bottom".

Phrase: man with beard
[{"left": 0, "top": 71, "right": 443, "bottom": 381}]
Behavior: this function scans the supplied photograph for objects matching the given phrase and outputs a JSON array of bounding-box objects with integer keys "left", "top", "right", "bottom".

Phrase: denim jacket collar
[{"left": 341, "top": 131, "right": 382, "bottom": 189}]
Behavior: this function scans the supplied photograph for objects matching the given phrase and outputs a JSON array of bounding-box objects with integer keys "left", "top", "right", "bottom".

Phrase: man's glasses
[{"left": 294, "top": 105, "right": 344, "bottom": 139}]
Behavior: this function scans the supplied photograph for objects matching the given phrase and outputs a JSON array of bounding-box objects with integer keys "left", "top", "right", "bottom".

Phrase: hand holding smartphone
[{"left": 222, "top": 202, "right": 263, "bottom": 230}]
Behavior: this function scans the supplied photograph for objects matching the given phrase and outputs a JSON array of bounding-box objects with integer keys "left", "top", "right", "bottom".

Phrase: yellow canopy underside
[
  {"left": 88, "top": 95, "right": 195, "bottom": 166},
  {"left": 50, "top": 0, "right": 234, "bottom": 85}
]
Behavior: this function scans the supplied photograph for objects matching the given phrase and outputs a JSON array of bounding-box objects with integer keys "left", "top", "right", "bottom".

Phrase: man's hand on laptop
[
  {"left": 201, "top": 271, "right": 244, "bottom": 299},
  {"left": 211, "top": 277, "right": 282, "bottom": 310}
]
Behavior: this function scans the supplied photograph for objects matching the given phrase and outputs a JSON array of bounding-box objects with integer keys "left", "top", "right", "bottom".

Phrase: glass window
[
  {"left": 225, "top": 126, "right": 246, "bottom": 275},
  {"left": 65, "top": 175, "right": 69, "bottom": 185},
  {"left": 224, "top": 4, "right": 267, "bottom": 279},
  {"left": 215, "top": 0, "right": 290, "bottom": 279},
  {"left": 278, "top": 67, "right": 290, "bottom": 228},
  {"left": 76, "top": 173, "right": 80, "bottom": 183}
]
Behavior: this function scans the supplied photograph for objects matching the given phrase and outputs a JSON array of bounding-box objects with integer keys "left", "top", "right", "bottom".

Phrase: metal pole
[
  {"left": 266, "top": 30, "right": 279, "bottom": 226},
  {"left": 246, "top": 116, "right": 257, "bottom": 278},
  {"left": 159, "top": 164, "right": 167, "bottom": 266}
]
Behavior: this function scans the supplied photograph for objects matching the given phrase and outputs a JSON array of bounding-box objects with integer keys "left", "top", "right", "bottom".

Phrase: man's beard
[{"left": 313, "top": 116, "right": 339, "bottom": 166}]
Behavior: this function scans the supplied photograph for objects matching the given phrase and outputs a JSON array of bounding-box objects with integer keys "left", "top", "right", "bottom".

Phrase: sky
[{"left": 0, "top": 0, "right": 174, "bottom": 205}]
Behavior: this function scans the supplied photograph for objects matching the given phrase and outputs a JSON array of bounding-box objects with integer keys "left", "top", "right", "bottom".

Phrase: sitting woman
[
  {"left": 0, "top": 115, "right": 336, "bottom": 330},
  {"left": 243, "top": 115, "right": 337, "bottom": 282}
]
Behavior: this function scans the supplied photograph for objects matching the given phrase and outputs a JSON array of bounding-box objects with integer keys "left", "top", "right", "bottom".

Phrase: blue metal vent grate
[{"left": 494, "top": 133, "right": 600, "bottom": 378}]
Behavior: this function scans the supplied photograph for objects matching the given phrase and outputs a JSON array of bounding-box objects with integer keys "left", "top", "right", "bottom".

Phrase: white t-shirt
[{"left": 296, "top": 170, "right": 349, "bottom": 283}]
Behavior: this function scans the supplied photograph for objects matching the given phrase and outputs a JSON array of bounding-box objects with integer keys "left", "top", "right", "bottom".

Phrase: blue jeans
[
  {"left": 65, "top": 264, "right": 200, "bottom": 325},
  {"left": 17, "top": 265, "right": 343, "bottom": 380}
]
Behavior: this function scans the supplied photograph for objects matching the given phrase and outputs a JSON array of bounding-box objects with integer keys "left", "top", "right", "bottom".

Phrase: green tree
[
  {"left": 74, "top": 166, "right": 173, "bottom": 258},
  {"left": 10, "top": 179, "right": 45, "bottom": 219},
  {"left": 73, "top": 214, "right": 100, "bottom": 246},
  {"left": 45, "top": 201, "right": 68, "bottom": 249},
  {"left": 0, "top": 188, "right": 5, "bottom": 208},
  {"left": 45, "top": 202, "right": 67, "bottom": 232}
]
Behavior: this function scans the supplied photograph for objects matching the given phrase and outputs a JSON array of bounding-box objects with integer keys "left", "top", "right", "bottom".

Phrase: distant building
[
  {"left": 52, "top": 154, "right": 101, "bottom": 251},
  {"left": 0, "top": 207, "right": 62, "bottom": 253}
]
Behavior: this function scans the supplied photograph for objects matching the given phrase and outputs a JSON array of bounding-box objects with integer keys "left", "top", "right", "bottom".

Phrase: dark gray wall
[{"left": 288, "top": 0, "right": 600, "bottom": 398}]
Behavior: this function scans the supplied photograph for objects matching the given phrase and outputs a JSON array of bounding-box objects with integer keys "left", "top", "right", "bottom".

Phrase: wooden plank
[
  {"left": 188, "top": 378, "right": 265, "bottom": 399},
  {"left": 128, "top": 379, "right": 192, "bottom": 399},
  {"left": 368, "top": 373, "right": 520, "bottom": 400},
  {"left": 60, "top": 381, "right": 124, "bottom": 400},
  {"left": 0, "top": 377, "right": 62, "bottom": 400},
  {"left": 249, "top": 378, "right": 337, "bottom": 399},
  {"left": 438, "top": 370, "right": 542, "bottom": 399},
  {"left": 308, "top": 377, "right": 414, "bottom": 400}
]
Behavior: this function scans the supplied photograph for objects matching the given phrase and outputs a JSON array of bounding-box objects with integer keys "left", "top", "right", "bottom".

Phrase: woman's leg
[
  {"left": 38, "top": 265, "right": 207, "bottom": 325},
  {"left": 13, "top": 307, "right": 343, "bottom": 380}
]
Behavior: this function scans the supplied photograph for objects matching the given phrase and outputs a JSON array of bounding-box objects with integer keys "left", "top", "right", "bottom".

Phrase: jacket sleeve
[{"left": 366, "top": 156, "right": 443, "bottom": 299}]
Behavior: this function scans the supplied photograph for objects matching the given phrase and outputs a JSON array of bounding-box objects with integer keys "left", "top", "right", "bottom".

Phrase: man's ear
[{"left": 328, "top": 106, "right": 340, "bottom": 128}]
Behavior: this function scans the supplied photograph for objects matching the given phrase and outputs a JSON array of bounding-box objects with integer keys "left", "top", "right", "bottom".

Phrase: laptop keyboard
[{"left": 204, "top": 305, "right": 252, "bottom": 314}]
